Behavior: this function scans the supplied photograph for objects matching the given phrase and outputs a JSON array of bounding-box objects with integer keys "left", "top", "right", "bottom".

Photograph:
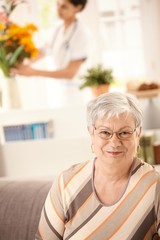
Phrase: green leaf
[
  {"left": 8, "top": 45, "right": 24, "bottom": 67},
  {"left": 0, "top": 61, "right": 10, "bottom": 77},
  {"left": 0, "top": 46, "right": 9, "bottom": 68}
]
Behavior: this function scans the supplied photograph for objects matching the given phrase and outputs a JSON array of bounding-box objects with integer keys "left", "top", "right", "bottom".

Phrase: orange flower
[{"left": 0, "top": 1, "right": 39, "bottom": 77}]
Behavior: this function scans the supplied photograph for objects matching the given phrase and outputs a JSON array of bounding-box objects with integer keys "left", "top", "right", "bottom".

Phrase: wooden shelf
[{"left": 127, "top": 88, "right": 160, "bottom": 99}]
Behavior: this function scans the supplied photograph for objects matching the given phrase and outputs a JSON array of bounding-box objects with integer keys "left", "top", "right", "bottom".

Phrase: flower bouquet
[{"left": 0, "top": 0, "right": 39, "bottom": 77}]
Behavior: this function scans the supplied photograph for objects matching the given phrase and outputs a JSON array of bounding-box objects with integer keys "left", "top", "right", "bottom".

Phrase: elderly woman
[{"left": 35, "top": 92, "right": 160, "bottom": 240}]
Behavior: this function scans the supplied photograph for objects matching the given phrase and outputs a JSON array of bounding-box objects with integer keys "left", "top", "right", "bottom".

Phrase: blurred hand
[{"left": 10, "top": 63, "right": 36, "bottom": 76}]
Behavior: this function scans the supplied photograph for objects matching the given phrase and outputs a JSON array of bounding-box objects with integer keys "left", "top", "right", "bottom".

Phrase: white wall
[
  {"left": 140, "top": 0, "right": 160, "bottom": 82},
  {"left": 1, "top": 138, "right": 93, "bottom": 179},
  {"left": 0, "top": 107, "right": 94, "bottom": 178}
]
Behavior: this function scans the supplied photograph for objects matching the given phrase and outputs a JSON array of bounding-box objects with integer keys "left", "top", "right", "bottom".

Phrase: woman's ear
[
  {"left": 138, "top": 126, "right": 142, "bottom": 138},
  {"left": 136, "top": 127, "right": 142, "bottom": 149},
  {"left": 88, "top": 126, "right": 94, "bottom": 136}
]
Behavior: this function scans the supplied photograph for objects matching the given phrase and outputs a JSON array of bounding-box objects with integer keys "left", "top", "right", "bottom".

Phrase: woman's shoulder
[
  {"left": 59, "top": 160, "right": 92, "bottom": 184},
  {"left": 133, "top": 158, "right": 160, "bottom": 179}
]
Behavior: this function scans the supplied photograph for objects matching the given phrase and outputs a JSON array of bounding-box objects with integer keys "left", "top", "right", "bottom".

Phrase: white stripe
[
  {"left": 45, "top": 193, "right": 64, "bottom": 234},
  {"left": 68, "top": 204, "right": 117, "bottom": 239},
  {"left": 110, "top": 183, "right": 156, "bottom": 240},
  {"left": 62, "top": 161, "right": 92, "bottom": 211}
]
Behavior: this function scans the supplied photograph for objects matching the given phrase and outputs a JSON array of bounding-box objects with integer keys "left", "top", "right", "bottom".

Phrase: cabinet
[
  {"left": 131, "top": 94, "right": 160, "bottom": 165},
  {"left": 0, "top": 106, "right": 93, "bottom": 178}
]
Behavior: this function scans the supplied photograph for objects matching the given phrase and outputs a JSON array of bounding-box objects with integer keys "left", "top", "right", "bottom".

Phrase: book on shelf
[
  {"left": 138, "top": 138, "right": 145, "bottom": 162},
  {"left": 153, "top": 142, "right": 160, "bottom": 165},
  {"left": 3, "top": 120, "right": 54, "bottom": 142},
  {"left": 139, "top": 131, "right": 155, "bottom": 165}
]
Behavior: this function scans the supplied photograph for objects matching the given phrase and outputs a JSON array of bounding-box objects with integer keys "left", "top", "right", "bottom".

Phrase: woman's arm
[
  {"left": 35, "top": 176, "right": 65, "bottom": 239},
  {"left": 11, "top": 59, "right": 85, "bottom": 79}
]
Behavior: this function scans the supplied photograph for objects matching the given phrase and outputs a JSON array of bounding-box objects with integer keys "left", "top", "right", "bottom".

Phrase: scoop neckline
[{"left": 91, "top": 157, "right": 135, "bottom": 207}]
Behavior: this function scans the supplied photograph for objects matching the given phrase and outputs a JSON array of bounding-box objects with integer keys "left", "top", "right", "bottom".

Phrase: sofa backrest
[{"left": 0, "top": 180, "right": 52, "bottom": 240}]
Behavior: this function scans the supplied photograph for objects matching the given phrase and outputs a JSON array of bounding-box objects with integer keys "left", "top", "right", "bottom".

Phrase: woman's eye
[
  {"left": 119, "top": 131, "right": 130, "bottom": 137},
  {"left": 100, "top": 131, "right": 111, "bottom": 136}
]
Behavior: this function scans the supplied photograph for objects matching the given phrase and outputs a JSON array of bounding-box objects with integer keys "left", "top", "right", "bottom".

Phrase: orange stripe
[
  {"left": 65, "top": 192, "right": 94, "bottom": 227},
  {"left": 84, "top": 169, "right": 155, "bottom": 240},
  {"left": 64, "top": 161, "right": 90, "bottom": 189},
  {"left": 107, "top": 179, "right": 157, "bottom": 239},
  {"left": 58, "top": 173, "right": 62, "bottom": 197},
  {"left": 49, "top": 190, "right": 64, "bottom": 223}
]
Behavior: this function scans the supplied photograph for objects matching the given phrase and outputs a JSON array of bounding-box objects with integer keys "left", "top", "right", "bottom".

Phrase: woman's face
[
  {"left": 56, "top": 0, "right": 82, "bottom": 21},
  {"left": 89, "top": 112, "right": 141, "bottom": 166}
]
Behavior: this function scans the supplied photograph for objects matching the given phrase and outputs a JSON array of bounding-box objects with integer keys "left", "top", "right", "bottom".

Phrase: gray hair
[{"left": 86, "top": 92, "right": 143, "bottom": 127}]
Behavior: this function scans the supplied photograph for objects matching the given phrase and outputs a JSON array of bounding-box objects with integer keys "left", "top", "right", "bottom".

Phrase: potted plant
[
  {"left": 79, "top": 64, "right": 114, "bottom": 97},
  {"left": 0, "top": 0, "right": 38, "bottom": 109}
]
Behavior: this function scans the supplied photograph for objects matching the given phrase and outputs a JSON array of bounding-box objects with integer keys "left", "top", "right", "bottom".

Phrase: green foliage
[
  {"left": 8, "top": 45, "right": 24, "bottom": 66},
  {"left": 80, "top": 64, "right": 114, "bottom": 90},
  {"left": 0, "top": 1, "right": 38, "bottom": 77}
]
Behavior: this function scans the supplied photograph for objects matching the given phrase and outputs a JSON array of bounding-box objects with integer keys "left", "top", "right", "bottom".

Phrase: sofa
[{"left": 0, "top": 179, "right": 52, "bottom": 240}]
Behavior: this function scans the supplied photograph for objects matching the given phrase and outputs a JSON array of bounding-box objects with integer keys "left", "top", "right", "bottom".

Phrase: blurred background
[
  {"left": 1, "top": 0, "right": 160, "bottom": 108},
  {"left": 0, "top": 0, "right": 160, "bottom": 178}
]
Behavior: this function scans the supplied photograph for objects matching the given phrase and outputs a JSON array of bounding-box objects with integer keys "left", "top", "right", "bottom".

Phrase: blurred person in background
[
  {"left": 11, "top": 0, "right": 89, "bottom": 106},
  {"left": 12, "top": 0, "right": 88, "bottom": 79}
]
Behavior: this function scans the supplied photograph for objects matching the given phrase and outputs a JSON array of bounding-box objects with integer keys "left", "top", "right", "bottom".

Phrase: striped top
[{"left": 35, "top": 158, "right": 160, "bottom": 240}]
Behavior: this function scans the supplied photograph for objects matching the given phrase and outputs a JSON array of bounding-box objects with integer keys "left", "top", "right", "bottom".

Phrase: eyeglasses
[{"left": 93, "top": 126, "right": 136, "bottom": 141}]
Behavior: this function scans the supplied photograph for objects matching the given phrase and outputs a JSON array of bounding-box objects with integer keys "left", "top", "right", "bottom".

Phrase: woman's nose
[{"left": 109, "top": 133, "right": 122, "bottom": 146}]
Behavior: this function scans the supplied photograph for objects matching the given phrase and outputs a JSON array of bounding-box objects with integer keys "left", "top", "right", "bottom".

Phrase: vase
[
  {"left": 91, "top": 84, "right": 110, "bottom": 97},
  {"left": 1, "top": 76, "right": 22, "bottom": 109}
]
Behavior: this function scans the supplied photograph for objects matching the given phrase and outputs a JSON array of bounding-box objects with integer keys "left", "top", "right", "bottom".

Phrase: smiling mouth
[{"left": 107, "top": 151, "right": 122, "bottom": 155}]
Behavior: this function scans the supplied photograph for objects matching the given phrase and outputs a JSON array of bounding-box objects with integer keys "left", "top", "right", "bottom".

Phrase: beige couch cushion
[{"left": 0, "top": 180, "right": 52, "bottom": 240}]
